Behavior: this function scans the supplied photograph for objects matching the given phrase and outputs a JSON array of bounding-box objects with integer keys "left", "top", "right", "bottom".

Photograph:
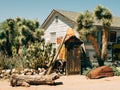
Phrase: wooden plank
[
  {"left": 66, "top": 47, "right": 81, "bottom": 75},
  {"left": 46, "top": 34, "right": 67, "bottom": 75}
]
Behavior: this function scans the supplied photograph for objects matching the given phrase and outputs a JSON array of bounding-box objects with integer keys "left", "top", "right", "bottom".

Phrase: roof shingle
[{"left": 55, "top": 9, "right": 120, "bottom": 27}]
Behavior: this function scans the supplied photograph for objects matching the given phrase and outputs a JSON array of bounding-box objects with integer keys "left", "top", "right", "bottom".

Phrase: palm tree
[
  {"left": 94, "top": 5, "right": 113, "bottom": 65},
  {"left": 77, "top": 10, "right": 101, "bottom": 66}
]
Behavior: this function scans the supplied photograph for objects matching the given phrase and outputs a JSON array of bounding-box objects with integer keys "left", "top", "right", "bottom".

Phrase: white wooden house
[{"left": 41, "top": 9, "right": 120, "bottom": 61}]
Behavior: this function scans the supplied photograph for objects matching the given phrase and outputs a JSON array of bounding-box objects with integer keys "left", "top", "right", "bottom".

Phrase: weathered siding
[{"left": 44, "top": 13, "right": 74, "bottom": 45}]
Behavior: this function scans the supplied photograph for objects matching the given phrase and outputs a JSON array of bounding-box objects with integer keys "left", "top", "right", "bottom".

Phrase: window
[
  {"left": 117, "top": 36, "right": 120, "bottom": 43},
  {"left": 50, "top": 32, "right": 56, "bottom": 43},
  {"left": 50, "top": 32, "right": 56, "bottom": 48},
  {"left": 109, "top": 31, "right": 116, "bottom": 42},
  {"left": 55, "top": 16, "right": 58, "bottom": 23}
]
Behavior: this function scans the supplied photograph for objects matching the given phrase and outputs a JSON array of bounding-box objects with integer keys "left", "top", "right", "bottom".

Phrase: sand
[{"left": 0, "top": 75, "right": 120, "bottom": 90}]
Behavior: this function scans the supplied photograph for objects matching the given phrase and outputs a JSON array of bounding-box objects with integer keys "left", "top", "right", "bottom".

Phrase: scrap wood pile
[
  {"left": 0, "top": 68, "right": 47, "bottom": 79},
  {"left": 0, "top": 68, "right": 60, "bottom": 87}
]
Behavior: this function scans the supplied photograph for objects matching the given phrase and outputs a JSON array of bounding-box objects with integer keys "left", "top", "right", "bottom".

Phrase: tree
[
  {"left": 94, "top": 5, "right": 113, "bottom": 65},
  {"left": 15, "top": 17, "right": 41, "bottom": 46},
  {"left": 15, "top": 18, "right": 37, "bottom": 54},
  {"left": 0, "top": 18, "right": 16, "bottom": 56},
  {"left": 0, "top": 17, "right": 55, "bottom": 69},
  {"left": 77, "top": 10, "right": 101, "bottom": 66},
  {"left": 0, "top": 17, "right": 43, "bottom": 56}
]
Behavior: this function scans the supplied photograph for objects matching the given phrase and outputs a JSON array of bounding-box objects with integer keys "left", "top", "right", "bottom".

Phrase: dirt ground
[{"left": 0, "top": 75, "right": 120, "bottom": 90}]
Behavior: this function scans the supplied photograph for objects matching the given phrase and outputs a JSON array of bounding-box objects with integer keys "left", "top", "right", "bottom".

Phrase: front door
[{"left": 66, "top": 46, "right": 81, "bottom": 75}]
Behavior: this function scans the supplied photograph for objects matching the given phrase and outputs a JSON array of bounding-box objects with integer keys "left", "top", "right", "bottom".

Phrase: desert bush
[
  {"left": 110, "top": 66, "right": 120, "bottom": 76},
  {"left": 82, "top": 67, "right": 92, "bottom": 75},
  {"left": 23, "top": 41, "right": 55, "bottom": 69},
  {"left": 0, "top": 53, "right": 25, "bottom": 70}
]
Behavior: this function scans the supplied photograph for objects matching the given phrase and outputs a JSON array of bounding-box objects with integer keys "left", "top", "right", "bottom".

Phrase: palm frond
[
  {"left": 94, "top": 5, "right": 113, "bottom": 27},
  {"left": 94, "top": 5, "right": 103, "bottom": 20},
  {"left": 76, "top": 13, "right": 84, "bottom": 31},
  {"left": 77, "top": 10, "right": 94, "bottom": 31}
]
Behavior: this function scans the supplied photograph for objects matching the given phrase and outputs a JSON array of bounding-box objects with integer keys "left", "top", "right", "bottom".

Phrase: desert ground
[{"left": 0, "top": 75, "right": 120, "bottom": 90}]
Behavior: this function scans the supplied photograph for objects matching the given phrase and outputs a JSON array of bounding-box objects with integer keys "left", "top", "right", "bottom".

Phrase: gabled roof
[
  {"left": 41, "top": 9, "right": 120, "bottom": 29},
  {"left": 111, "top": 17, "right": 120, "bottom": 27},
  {"left": 56, "top": 9, "right": 80, "bottom": 23},
  {"left": 41, "top": 9, "right": 79, "bottom": 29}
]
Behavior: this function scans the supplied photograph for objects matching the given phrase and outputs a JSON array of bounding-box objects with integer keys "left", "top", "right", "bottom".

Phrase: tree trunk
[
  {"left": 6, "top": 31, "right": 12, "bottom": 56},
  {"left": 87, "top": 34, "right": 102, "bottom": 66},
  {"left": 87, "top": 34, "right": 101, "bottom": 57},
  {"left": 10, "top": 74, "right": 60, "bottom": 87},
  {"left": 98, "top": 58, "right": 104, "bottom": 66},
  {"left": 101, "top": 27, "right": 108, "bottom": 61}
]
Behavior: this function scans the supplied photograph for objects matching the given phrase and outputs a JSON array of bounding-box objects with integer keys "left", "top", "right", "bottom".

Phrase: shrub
[
  {"left": 0, "top": 54, "right": 24, "bottom": 70},
  {"left": 110, "top": 66, "right": 120, "bottom": 76},
  {"left": 22, "top": 41, "right": 56, "bottom": 69}
]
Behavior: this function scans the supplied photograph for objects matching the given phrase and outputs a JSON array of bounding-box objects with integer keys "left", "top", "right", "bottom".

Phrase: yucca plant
[{"left": 0, "top": 17, "right": 42, "bottom": 56}]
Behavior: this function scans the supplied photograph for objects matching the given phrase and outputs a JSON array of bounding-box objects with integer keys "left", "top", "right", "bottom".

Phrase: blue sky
[{"left": 0, "top": 0, "right": 120, "bottom": 24}]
